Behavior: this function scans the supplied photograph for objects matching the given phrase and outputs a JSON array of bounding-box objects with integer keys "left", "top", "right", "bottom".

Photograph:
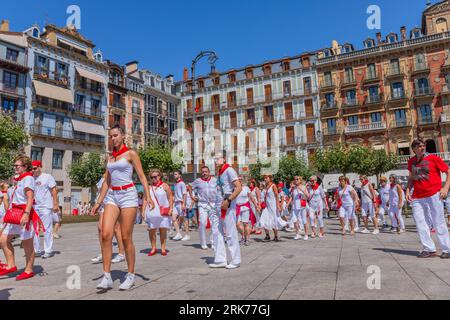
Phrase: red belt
[{"left": 111, "top": 183, "right": 135, "bottom": 191}]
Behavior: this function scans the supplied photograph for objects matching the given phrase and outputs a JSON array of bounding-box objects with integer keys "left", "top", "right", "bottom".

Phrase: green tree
[
  {"left": 274, "top": 156, "right": 313, "bottom": 183},
  {"left": 139, "top": 143, "right": 183, "bottom": 180},
  {"left": 313, "top": 144, "right": 355, "bottom": 176},
  {"left": 0, "top": 111, "right": 28, "bottom": 180},
  {"left": 370, "top": 150, "right": 399, "bottom": 184},
  {"left": 68, "top": 153, "right": 105, "bottom": 201}
]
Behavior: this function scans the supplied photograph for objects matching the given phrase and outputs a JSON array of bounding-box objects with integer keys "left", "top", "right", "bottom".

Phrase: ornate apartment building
[
  {"left": 177, "top": 54, "right": 321, "bottom": 175},
  {"left": 317, "top": 0, "right": 450, "bottom": 165},
  {"left": 22, "top": 24, "right": 108, "bottom": 213}
]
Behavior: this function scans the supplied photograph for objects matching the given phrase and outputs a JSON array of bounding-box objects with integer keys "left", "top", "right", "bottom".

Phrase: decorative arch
[{"left": 436, "top": 17, "right": 448, "bottom": 33}]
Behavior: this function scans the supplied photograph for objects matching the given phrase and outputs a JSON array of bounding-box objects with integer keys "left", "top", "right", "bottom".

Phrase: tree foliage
[
  {"left": 139, "top": 143, "right": 183, "bottom": 177},
  {"left": 68, "top": 153, "right": 105, "bottom": 189},
  {"left": 249, "top": 156, "right": 313, "bottom": 183}
]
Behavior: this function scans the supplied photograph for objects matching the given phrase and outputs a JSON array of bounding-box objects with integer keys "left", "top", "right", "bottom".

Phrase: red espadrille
[
  {"left": 16, "top": 271, "right": 35, "bottom": 281},
  {"left": 161, "top": 251, "right": 168, "bottom": 256},
  {"left": 148, "top": 249, "right": 157, "bottom": 257},
  {"left": 0, "top": 266, "right": 18, "bottom": 276}
]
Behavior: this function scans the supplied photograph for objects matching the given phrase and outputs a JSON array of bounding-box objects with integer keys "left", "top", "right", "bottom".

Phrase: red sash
[
  {"left": 236, "top": 202, "right": 257, "bottom": 226},
  {"left": 5, "top": 204, "right": 44, "bottom": 237}
]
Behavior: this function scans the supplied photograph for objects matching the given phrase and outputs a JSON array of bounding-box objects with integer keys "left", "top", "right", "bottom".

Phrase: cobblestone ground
[{"left": 1, "top": 217, "right": 450, "bottom": 300}]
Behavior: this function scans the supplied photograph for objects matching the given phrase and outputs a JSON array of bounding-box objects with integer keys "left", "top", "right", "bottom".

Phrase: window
[
  {"left": 368, "top": 86, "right": 379, "bottom": 98},
  {"left": 346, "top": 90, "right": 356, "bottom": 102},
  {"left": 52, "top": 150, "right": 64, "bottom": 169},
  {"left": 265, "top": 106, "right": 274, "bottom": 122},
  {"left": 31, "top": 147, "right": 43, "bottom": 161},
  {"left": 282, "top": 61, "right": 290, "bottom": 72},
  {"left": 325, "top": 93, "right": 335, "bottom": 106},
  {"left": 56, "top": 62, "right": 67, "bottom": 77},
  {"left": 227, "top": 91, "right": 236, "bottom": 107},
  {"left": 246, "top": 109, "right": 255, "bottom": 125},
  {"left": 263, "top": 65, "right": 271, "bottom": 76},
  {"left": 228, "top": 73, "right": 236, "bottom": 82},
  {"left": 390, "top": 59, "right": 400, "bottom": 74},
  {"left": 348, "top": 116, "right": 358, "bottom": 126},
  {"left": 303, "top": 77, "right": 312, "bottom": 94},
  {"left": 197, "top": 79, "right": 204, "bottom": 89},
  {"left": 387, "top": 34, "right": 397, "bottom": 43},
  {"left": 283, "top": 81, "right": 291, "bottom": 96},
  {"left": 264, "top": 84, "right": 272, "bottom": 101},
  {"left": 419, "top": 105, "right": 432, "bottom": 119},
  {"left": 412, "top": 29, "right": 421, "bottom": 38},
  {"left": 3, "top": 71, "right": 17, "bottom": 89},
  {"left": 392, "top": 82, "right": 404, "bottom": 98},
  {"left": 245, "top": 69, "right": 253, "bottom": 79},
  {"left": 395, "top": 109, "right": 407, "bottom": 124},
  {"left": 161, "top": 81, "right": 165, "bottom": 92},
  {"left": 72, "top": 152, "right": 83, "bottom": 164},
  {"left": 367, "top": 64, "right": 376, "bottom": 79},
  {"left": 327, "top": 119, "right": 336, "bottom": 133},
  {"left": 114, "top": 114, "right": 121, "bottom": 125},
  {"left": 344, "top": 68, "right": 354, "bottom": 82},
  {"left": 213, "top": 77, "right": 220, "bottom": 85},
  {"left": 32, "top": 28, "right": 39, "bottom": 38},
  {"left": 371, "top": 112, "right": 382, "bottom": 123},
  {"left": 324, "top": 49, "right": 331, "bottom": 57},
  {"left": 342, "top": 45, "right": 352, "bottom": 53},
  {"left": 92, "top": 99, "right": 101, "bottom": 115},
  {"left": 36, "top": 56, "right": 48, "bottom": 70},
  {"left": 364, "top": 39, "right": 374, "bottom": 48},
  {"left": 2, "top": 98, "right": 16, "bottom": 112},
  {"left": 6, "top": 48, "right": 18, "bottom": 62},
  {"left": 324, "top": 72, "right": 332, "bottom": 85}
]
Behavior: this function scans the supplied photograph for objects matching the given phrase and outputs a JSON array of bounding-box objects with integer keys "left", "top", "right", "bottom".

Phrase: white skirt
[
  {"left": 258, "top": 207, "right": 286, "bottom": 230},
  {"left": 145, "top": 205, "right": 171, "bottom": 230}
]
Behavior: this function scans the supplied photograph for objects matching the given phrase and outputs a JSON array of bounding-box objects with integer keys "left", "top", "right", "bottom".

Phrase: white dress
[
  {"left": 146, "top": 184, "right": 172, "bottom": 230},
  {"left": 258, "top": 185, "right": 287, "bottom": 230}
]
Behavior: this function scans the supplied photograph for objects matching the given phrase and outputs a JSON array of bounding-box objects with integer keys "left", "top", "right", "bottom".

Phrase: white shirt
[
  {"left": 217, "top": 166, "right": 239, "bottom": 197},
  {"left": 34, "top": 173, "right": 57, "bottom": 209},
  {"left": 12, "top": 176, "right": 35, "bottom": 205},
  {"left": 307, "top": 185, "right": 325, "bottom": 209},
  {"left": 292, "top": 187, "right": 308, "bottom": 210},
  {"left": 361, "top": 183, "right": 373, "bottom": 205},
  {"left": 185, "top": 193, "right": 193, "bottom": 209},
  {"left": 379, "top": 185, "right": 390, "bottom": 206},
  {"left": 192, "top": 177, "right": 219, "bottom": 209},
  {"left": 174, "top": 180, "right": 187, "bottom": 203},
  {"left": 338, "top": 185, "right": 355, "bottom": 207},
  {"left": 236, "top": 186, "right": 251, "bottom": 205}
]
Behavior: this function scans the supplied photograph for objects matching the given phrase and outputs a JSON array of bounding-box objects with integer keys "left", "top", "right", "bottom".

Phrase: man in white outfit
[
  {"left": 31, "top": 161, "right": 60, "bottom": 259},
  {"left": 406, "top": 139, "right": 450, "bottom": 259},
  {"left": 192, "top": 166, "right": 217, "bottom": 250},
  {"left": 172, "top": 170, "right": 189, "bottom": 241},
  {"left": 209, "top": 155, "right": 242, "bottom": 269}
]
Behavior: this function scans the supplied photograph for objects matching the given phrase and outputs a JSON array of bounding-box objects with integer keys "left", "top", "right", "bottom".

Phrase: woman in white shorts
[
  {"left": 337, "top": 176, "right": 359, "bottom": 236},
  {"left": 389, "top": 174, "right": 405, "bottom": 234},
  {"left": 290, "top": 176, "right": 310, "bottom": 240},
  {"left": 259, "top": 175, "right": 285, "bottom": 242},
  {"left": 378, "top": 176, "right": 390, "bottom": 230},
  {"left": 92, "top": 124, "right": 154, "bottom": 291},
  {"left": 307, "top": 176, "right": 329, "bottom": 238},
  {"left": 236, "top": 177, "right": 258, "bottom": 246},
  {"left": 145, "top": 169, "right": 173, "bottom": 256},
  {"left": 0, "top": 156, "right": 43, "bottom": 280}
]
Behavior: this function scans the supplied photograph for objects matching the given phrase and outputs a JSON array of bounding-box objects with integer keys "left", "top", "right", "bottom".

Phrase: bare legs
[{"left": 0, "top": 234, "right": 35, "bottom": 272}]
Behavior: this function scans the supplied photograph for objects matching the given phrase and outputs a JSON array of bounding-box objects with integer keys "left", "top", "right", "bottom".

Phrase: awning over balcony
[
  {"left": 72, "top": 119, "right": 105, "bottom": 136},
  {"left": 57, "top": 37, "right": 87, "bottom": 53},
  {"left": 75, "top": 67, "right": 107, "bottom": 84},
  {"left": 32, "top": 80, "right": 74, "bottom": 104}
]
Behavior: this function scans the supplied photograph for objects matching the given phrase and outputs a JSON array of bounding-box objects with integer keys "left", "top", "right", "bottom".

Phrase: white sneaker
[
  {"left": 172, "top": 233, "right": 183, "bottom": 241},
  {"left": 294, "top": 234, "right": 302, "bottom": 240},
  {"left": 112, "top": 254, "right": 125, "bottom": 264},
  {"left": 201, "top": 245, "right": 208, "bottom": 250},
  {"left": 372, "top": 229, "right": 380, "bottom": 235},
  {"left": 35, "top": 251, "right": 43, "bottom": 258},
  {"left": 354, "top": 227, "right": 360, "bottom": 232},
  {"left": 97, "top": 274, "right": 113, "bottom": 290},
  {"left": 181, "top": 235, "right": 191, "bottom": 241},
  {"left": 209, "top": 262, "right": 227, "bottom": 268},
  {"left": 361, "top": 228, "right": 370, "bottom": 234},
  {"left": 303, "top": 235, "right": 309, "bottom": 241},
  {"left": 399, "top": 229, "right": 406, "bottom": 234},
  {"left": 119, "top": 273, "right": 135, "bottom": 291},
  {"left": 42, "top": 252, "right": 52, "bottom": 259},
  {"left": 91, "top": 255, "right": 103, "bottom": 263},
  {"left": 225, "top": 263, "right": 240, "bottom": 269}
]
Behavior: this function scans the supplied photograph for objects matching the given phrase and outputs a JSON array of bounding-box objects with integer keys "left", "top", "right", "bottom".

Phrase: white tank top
[
  {"left": 107, "top": 158, "right": 134, "bottom": 187},
  {"left": 389, "top": 184, "right": 400, "bottom": 207},
  {"left": 153, "top": 185, "right": 169, "bottom": 208},
  {"left": 292, "top": 187, "right": 308, "bottom": 210},
  {"left": 379, "top": 185, "right": 390, "bottom": 205},
  {"left": 236, "top": 186, "right": 250, "bottom": 205},
  {"left": 361, "top": 183, "right": 372, "bottom": 204}
]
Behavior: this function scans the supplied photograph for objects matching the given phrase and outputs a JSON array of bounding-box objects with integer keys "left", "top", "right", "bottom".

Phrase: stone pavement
[{"left": 1, "top": 217, "right": 450, "bottom": 300}]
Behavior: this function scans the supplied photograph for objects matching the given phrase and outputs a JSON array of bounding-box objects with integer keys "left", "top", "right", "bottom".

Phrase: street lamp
[{"left": 190, "top": 51, "right": 218, "bottom": 180}]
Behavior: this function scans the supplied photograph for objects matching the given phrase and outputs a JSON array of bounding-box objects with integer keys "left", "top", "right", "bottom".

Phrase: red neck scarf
[
  {"left": 201, "top": 176, "right": 211, "bottom": 182},
  {"left": 153, "top": 180, "right": 164, "bottom": 188},
  {"left": 362, "top": 180, "right": 369, "bottom": 187},
  {"left": 249, "top": 186, "right": 256, "bottom": 192},
  {"left": 218, "top": 163, "right": 230, "bottom": 176},
  {"left": 112, "top": 144, "right": 129, "bottom": 159},
  {"left": 311, "top": 183, "right": 320, "bottom": 191},
  {"left": 176, "top": 179, "right": 184, "bottom": 184},
  {"left": 390, "top": 183, "right": 396, "bottom": 188},
  {"left": 15, "top": 172, "right": 33, "bottom": 181}
]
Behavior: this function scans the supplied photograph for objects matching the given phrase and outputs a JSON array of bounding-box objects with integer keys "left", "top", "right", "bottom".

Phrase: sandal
[
  {"left": 262, "top": 236, "right": 271, "bottom": 242},
  {"left": 148, "top": 249, "right": 158, "bottom": 257}
]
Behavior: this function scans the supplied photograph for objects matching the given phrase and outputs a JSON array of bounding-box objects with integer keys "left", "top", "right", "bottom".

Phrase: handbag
[
  {"left": 3, "top": 187, "right": 25, "bottom": 225},
  {"left": 260, "top": 183, "right": 273, "bottom": 210},
  {"left": 336, "top": 185, "right": 347, "bottom": 210},
  {"left": 151, "top": 185, "right": 170, "bottom": 216}
]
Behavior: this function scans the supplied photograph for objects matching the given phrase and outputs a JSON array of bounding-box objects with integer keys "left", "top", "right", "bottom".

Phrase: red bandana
[
  {"left": 362, "top": 180, "right": 369, "bottom": 187},
  {"left": 311, "top": 183, "right": 320, "bottom": 191},
  {"left": 112, "top": 145, "right": 129, "bottom": 159},
  {"left": 15, "top": 172, "right": 33, "bottom": 181},
  {"left": 153, "top": 180, "right": 164, "bottom": 188},
  {"left": 218, "top": 163, "right": 230, "bottom": 176},
  {"left": 201, "top": 176, "right": 211, "bottom": 182},
  {"left": 249, "top": 186, "right": 256, "bottom": 192},
  {"left": 390, "top": 183, "right": 396, "bottom": 188},
  {"left": 176, "top": 179, "right": 184, "bottom": 184}
]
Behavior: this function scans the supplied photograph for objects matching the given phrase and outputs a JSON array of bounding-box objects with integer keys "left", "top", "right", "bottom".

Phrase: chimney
[
  {"left": 400, "top": 26, "right": 407, "bottom": 41},
  {"left": 183, "top": 67, "right": 189, "bottom": 81},
  {"left": 0, "top": 20, "right": 10, "bottom": 32},
  {"left": 125, "top": 61, "right": 138, "bottom": 74},
  {"left": 376, "top": 32, "right": 382, "bottom": 44}
]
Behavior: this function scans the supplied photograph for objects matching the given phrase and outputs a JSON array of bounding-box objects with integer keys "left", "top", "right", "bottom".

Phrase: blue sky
[{"left": 2, "top": 0, "right": 429, "bottom": 79}]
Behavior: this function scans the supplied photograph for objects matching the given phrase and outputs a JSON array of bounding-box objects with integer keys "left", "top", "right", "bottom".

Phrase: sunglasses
[
  {"left": 13, "top": 164, "right": 24, "bottom": 168},
  {"left": 151, "top": 176, "right": 159, "bottom": 179}
]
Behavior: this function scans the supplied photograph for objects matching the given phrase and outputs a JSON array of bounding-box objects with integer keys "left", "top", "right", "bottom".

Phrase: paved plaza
[{"left": 1, "top": 217, "right": 450, "bottom": 300}]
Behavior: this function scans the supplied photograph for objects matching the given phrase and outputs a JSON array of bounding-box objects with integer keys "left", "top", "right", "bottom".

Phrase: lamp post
[{"left": 190, "top": 51, "right": 218, "bottom": 180}]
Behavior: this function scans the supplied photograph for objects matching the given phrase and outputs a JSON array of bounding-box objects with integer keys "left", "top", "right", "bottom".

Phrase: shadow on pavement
[
  {"left": 0, "top": 288, "right": 13, "bottom": 300},
  {"left": 373, "top": 248, "right": 419, "bottom": 257},
  {"left": 200, "top": 256, "right": 215, "bottom": 265},
  {"left": 182, "top": 244, "right": 203, "bottom": 249}
]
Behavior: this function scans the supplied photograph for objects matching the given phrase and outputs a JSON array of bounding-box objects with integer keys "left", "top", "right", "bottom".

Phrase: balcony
[
  {"left": 341, "top": 76, "right": 357, "bottom": 88},
  {"left": 418, "top": 115, "right": 437, "bottom": 125},
  {"left": 385, "top": 66, "right": 406, "bottom": 80},
  {"left": 365, "top": 94, "right": 384, "bottom": 106},
  {"left": 411, "top": 61, "right": 430, "bottom": 75},
  {"left": 323, "top": 127, "right": 340, "bottom": 135},
  {"left": 440, "top": 113, "right": 450, "bottom": 124},
  {"left": 73, "top": 104, "right": 103, "bottom": 119},
  {"left": 398, "top": 152, "right": 450, "bottom": 165},
  {"left": 363, "top": 71, "right": 380, "bottom": 84},
  {"left": 246, "top": 118, "right": 256, "bottom": 126},
  {"left": 321, "top": 101, "right": 338, "bottom": 110},
  {"left": 1, "top": 110, "right": 25, "bottom": 123},
  {"left": 111, "top": 101, "right": 126, "bottom": 110},
  {"left": 32, "top": 96, "right": 72, "bottom": 112},
  {"left": 414, "top": 86, "right": 434, "bottom": 98},
  {"left": 78, "top": 80, "right": 105, "bottom": 95},
  {"left": 34, "top": 68, "right": 71, "bottom": 88},
  {"left": 390, "top": 119, "right": 412, "bottom": 128},
  {"left": 345, "top": 122, "right": 386, "bottom": 133},
  {"left": 342, "top": 98, "right": 359, "bottom": 108},
  {"left": 320, "top": 79, "right": 336, "bottom": 91},
  {"left": 29, "top": 125, "right": 105, "bottom": 145},
  {"left": 0, "top": 57, "right": 30, "bottom": 73}
]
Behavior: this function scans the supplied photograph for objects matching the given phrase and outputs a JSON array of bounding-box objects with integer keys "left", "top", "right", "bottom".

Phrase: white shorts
[
  {"left": 2, "top": 223, "right": 34, "bottom": 241},
  {"left": 105, "top": 187, "right": 139, "bottom": 209},
  {"left": 52, "top": 212, "right": 61, "bottom": 223},
  {"left": 378, "top": 204, "right": 388, "bottom": 216},
  {"left": 339, "top": 205, "right": 356, "bottom": 220},
  {"left": 237, "top": 207, "right": 250, "bottom": 223},
  {"left": 292, "top": 207, "right": 308, "bottom": 225},
  {"left": 361, "top": 202, "right": 374, "bottom": 218},
  {"left": 173, "top": 202, "right": 187, "bottom": 218}
]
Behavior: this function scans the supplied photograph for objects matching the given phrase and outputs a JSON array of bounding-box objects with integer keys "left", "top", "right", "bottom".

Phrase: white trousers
[
  {"left": 412, "top": 193, "right": 450, "bottom": 254},
  {"left": 310, "top": 206, "right": 324, "bottom": 228},
  {"left": 389, "top": 206, "right": 405, "bottom": 230},
  {"left": 211, "top": 202, "right": 241, "bottom": 265},
  {"left": 33, "top": 207, "right": 54, "bottom": 254},
  {"left": 198, "top": 205, "right": 214, "bottom": 247}
]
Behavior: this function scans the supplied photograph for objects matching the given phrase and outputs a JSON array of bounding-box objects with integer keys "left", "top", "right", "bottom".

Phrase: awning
[
  {"left": 397, "top": 142, "right": 411, "bottom": 149},
  {"left": 75, "top": 67, "right": 107, "bottom": 84},
  {"left": 372, "top": 144, "right": 384, "bottom": 150},
  {"left": 57, "top": 37, "right": 87, "bottom": 53},
  {"left": 72, "top": 119, "right": 105, "bottom": 136},
  {"left": 33, "top": 80, "right": 74, "bottom": 104}
]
